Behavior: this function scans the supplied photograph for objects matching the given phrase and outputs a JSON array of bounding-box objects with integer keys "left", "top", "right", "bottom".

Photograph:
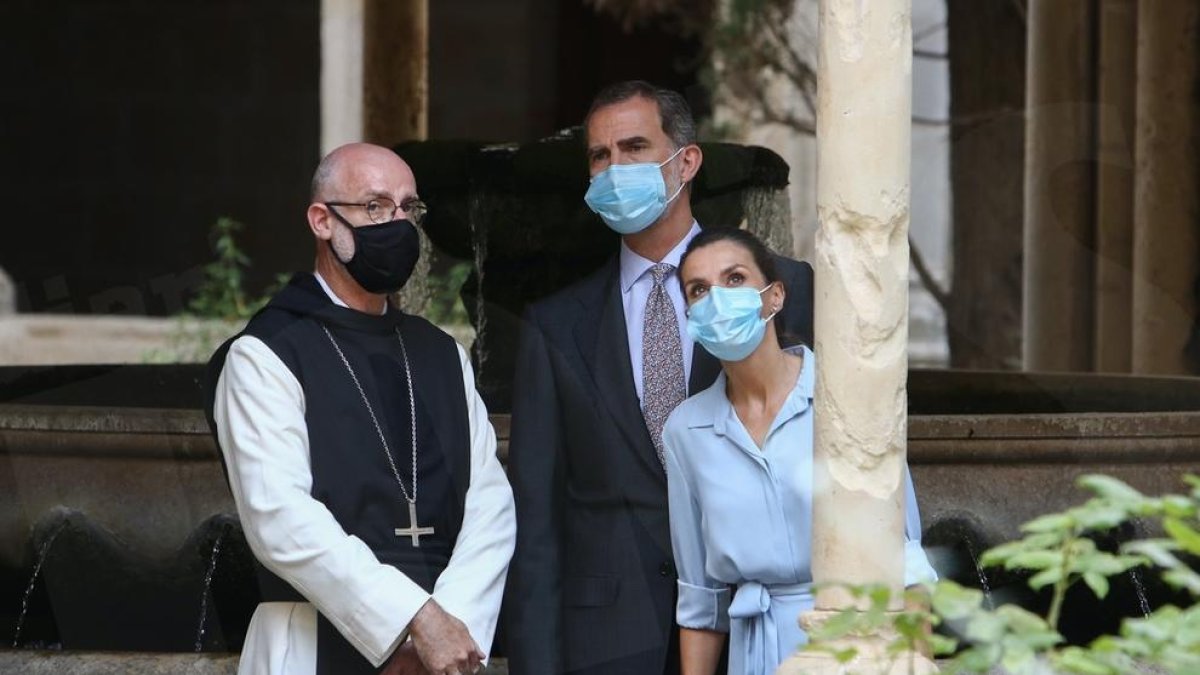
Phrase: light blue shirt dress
[{"left": 662, "top": 347, "right": 938, "bottom": 675}]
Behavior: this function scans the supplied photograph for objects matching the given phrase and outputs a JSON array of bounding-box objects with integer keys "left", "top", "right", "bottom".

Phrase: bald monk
[{"left": 205, "top": 143, "right": 516, "bottom": 675}]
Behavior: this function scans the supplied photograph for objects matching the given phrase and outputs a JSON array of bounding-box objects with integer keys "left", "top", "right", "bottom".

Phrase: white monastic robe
[{"left": 212, "top": 275, "right": 515, "bottom": 674}]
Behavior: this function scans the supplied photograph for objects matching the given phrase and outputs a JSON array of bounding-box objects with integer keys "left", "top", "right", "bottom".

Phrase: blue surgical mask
[
  {"left": 584, "top": 147, "right": 686, "bottom": 235},
  {"left": 686, "top": 284, "right": 778, "bottom": 362}
]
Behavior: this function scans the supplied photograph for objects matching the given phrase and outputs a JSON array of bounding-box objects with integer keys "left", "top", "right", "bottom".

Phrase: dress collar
[
  {"left": 618, "top": 221, "right": 702, "bottom": 293},
  {"left": 687, "top": 345, "right": 815, "bottom": 435}
]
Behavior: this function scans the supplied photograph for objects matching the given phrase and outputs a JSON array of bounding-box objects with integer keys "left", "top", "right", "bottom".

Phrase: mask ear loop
[
  {"left": 660, "top": 146, "right": 689, "bottom": 206},
  {"left": 758, "top": 282, "right": 782, "bottom": 322}
]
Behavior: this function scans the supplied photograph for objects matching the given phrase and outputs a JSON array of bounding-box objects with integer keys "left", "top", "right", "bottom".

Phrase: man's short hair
[
  {"left": 310, "top": 152, "right": 339, "bottom": 202},
  {"left": 585, "top": 80, "right": 697, "bottom": 149}
]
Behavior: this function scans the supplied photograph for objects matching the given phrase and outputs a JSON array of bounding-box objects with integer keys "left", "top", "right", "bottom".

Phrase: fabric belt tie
[{"left": 728, "top": 581, "right": 811, "bottom": 672}]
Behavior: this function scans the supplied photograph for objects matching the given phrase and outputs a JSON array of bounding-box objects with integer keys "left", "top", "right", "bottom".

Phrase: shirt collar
[
  {"left": 312, "top": 271, "right": 388, "bottom": 316},
  {"left": 618, "top": 221, "right": 702, "bottom": 293},
  {"left": 794, "top": 344, "right": 815, "bottom": 400},
  {"left": 699, "top": 345, "right": 816, "bottom": 435}
]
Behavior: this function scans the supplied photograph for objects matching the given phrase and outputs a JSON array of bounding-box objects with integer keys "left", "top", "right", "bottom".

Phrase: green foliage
[
  {"left": 145, "top": 217, "right": 282, "bottom": 363},
  {"left": 800, "top": 474, "right": 1200, "bottom": 673},
  {"left": 979, "top": 480, "right": 1148, "bottom": 629},
  {"left": 801, "top": 582, "right": 952, "bottom": 671},
  {"left": 187, "top": 217, "right": 286, "bottom": 322},
  {"left": 933, "top": 582, "right": 1063, "bottom": 674},
  {"left": 425, "top": 261, "right": 471, "bottom": 326}
]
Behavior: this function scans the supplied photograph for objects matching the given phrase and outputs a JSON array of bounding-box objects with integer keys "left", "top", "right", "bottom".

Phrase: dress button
[{"left": 659, "top": 561, "right": 676, "bottom": 577}]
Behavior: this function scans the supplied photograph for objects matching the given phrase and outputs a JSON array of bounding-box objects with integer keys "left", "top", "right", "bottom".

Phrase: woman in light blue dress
[{"left": 663, "top": 229, "right": 937, "bottom": 675}]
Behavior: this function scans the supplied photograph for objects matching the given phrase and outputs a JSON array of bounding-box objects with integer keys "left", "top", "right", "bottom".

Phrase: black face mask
[{"left": 328, "top": 213, "right": 421, "bottom": 294}]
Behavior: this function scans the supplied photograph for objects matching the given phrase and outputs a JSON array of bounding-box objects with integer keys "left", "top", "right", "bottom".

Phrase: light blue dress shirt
[
  {"left": 620, "top": 221, "right": 702, "bottom": 403},
  {"left": 662, "top": 347, "right": 938, "bottom": 675}
]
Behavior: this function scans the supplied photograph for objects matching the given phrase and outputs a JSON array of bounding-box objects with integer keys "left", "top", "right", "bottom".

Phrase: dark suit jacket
[{"left": 503, "top": 253, "right": 814, "bottom": 674}]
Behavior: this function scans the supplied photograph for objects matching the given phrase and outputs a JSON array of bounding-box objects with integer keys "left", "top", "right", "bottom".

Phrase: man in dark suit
[{"left": 503, "top": 80, "right": 814, "bottom": 675}]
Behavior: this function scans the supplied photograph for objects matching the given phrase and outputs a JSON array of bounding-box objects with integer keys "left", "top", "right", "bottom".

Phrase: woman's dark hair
[{"left": 679, "top": 227, "right": 804, "bottom": 348}]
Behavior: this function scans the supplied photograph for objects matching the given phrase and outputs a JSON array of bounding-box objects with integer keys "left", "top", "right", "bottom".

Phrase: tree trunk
[{"left": 946, "top": 0, "right": 1027, "bottom": 369}]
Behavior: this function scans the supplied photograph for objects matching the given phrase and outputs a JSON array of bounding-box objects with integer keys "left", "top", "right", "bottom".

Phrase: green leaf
[
  {"left": 1012, "top": 629, "right": 1065, "bottom": 652},
  {"left": 1074, "top": 551, "right": 1140, "bottom": 577},
  {"left": 1161, "top": 495, "right": 1195, "bottom": 518},
  {"left": 954, "top": 643, "right": 1003, "bottom": 673},
  {"left": 808, "top": 608, "right": 862, "bottom": 641},
  {"left": 891, "top": 611, "right": 928, "bottom": 641},
  {"left": 1082, "top": 572, "right": 1110, "bottom": 599},
  {"left": 965, "top": 611, "right": 1006, "bottom": 643},
  {"left": 1164, "top": 569, "right": 1200, "bottom": 596},
  {"left": 999, "top": 644, "right": 1036, "bottom": 675},
  {"left": 1164, "top": 516, "right": 1200, "bottom": 556},
  {"left": 1074, "top": 502, "right": 1130, "bottom": 530},
  {"left": 997, "top": 604, "right": 1056, "bottom": 635},
  {"left": 932, "top": 581, "right": 984, "bottom": 620},
  {"left": 867, "top": 584, "right": 892, "bottom": 611},
  {"left": 928, "top": 633, "right": 958, "bottom": 656},
  {"left": 1077, "top": 475, "right": 1144, "bottom": 502},
  {"left": 1022, "top": 512, "right": 1075, "bottom": 534},
  {"left": 1124, "top": 539, "right": 1182, "bottom": 568},
  {"left": 1006, "top": 550, "right": 1062, "bottom": 571},
  {"left": 1176, "top": 608, "right": 1200, "bottom": 647},
  {"left": 1055, "top": 647, "right": 1118, "bottom": 675},
  {"left": 1066, "top": 537, "right": 1098, "bottom": 557},
  {"left": 1029, "top": 566, "right": 1065, "bottom": 590},
  {"left": 1088, "top": 635, "right": 1122, "bottom": 653},
  {"left": 980, "top": 540, "right": 1029, "bottom": 561},
  {"left": 1027, "top": 532, "right": 1067, "bottom": 550},
  {"left": 801, "top": 643, "right": 858, "bottom": 664},
  {"left": 832, "top": 647, "right": 858, "bottom": 664}
]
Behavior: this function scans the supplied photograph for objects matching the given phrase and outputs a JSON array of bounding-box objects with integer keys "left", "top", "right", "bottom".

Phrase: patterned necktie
[{"left": 641, "top": 262, "right": 687, "bottom": 469}]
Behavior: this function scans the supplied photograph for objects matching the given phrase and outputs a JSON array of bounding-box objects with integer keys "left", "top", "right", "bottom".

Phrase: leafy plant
[
  {"left": 802, "top": 582, "right": 956, "bottom": 670},
  {"left": 979, "top": 475, "right": 1150, "bottom": 631},
  {"left": 145, "top": 217, "right": 282, "bottom": 363},
  {"left": 188, "top": 217, "right": 281, "bottom": 322},
  {"left": 801, "top": 474, "right": 1200, "bottom": 674},
  {"left": 425, "top": 261, "right": 471, "bottom": 326}
]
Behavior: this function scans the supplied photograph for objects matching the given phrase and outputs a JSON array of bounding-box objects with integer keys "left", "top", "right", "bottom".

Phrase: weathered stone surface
[
  {"left": 0, "top": 652, "right": 239, "bottom": 675},
  {"left": 0, "top": 652, "right": 511, "bottom": 674},
  {"left": 1132, "top": 0, "right": 1200, "bottom": 375}
]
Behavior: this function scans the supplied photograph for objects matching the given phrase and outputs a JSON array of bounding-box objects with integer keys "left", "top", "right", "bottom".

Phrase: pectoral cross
[{"left": 395, "top": 501, "right": 435, "bottom": 547}]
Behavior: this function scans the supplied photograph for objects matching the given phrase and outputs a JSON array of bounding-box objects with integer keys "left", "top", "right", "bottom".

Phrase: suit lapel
[{"left": 574, "top": 261, "right": 665, "bottom": 481}]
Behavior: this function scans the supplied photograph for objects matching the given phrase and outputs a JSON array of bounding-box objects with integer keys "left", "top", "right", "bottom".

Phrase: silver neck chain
[{"left": 321, "top": 324, "right": 418, "bottom": 505}]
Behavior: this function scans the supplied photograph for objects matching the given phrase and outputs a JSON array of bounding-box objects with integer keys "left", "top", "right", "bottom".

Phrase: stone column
[
  {"left": 1131, "top": 1, "right": 1200, "bottom": 375},
  {"left": 319, "top": 0, "right": 428, "bottom": 153},
  {"left": 0, "top": 266, "right": 13, "bottom": 315},
  {"left": 778, "top": 0, "right": 933, "bottom": 672},
  {"left": 1093, "top": 0, "right": 1136, "bottom": 373},
  {"left": 1023, "top": 0, "right": 1097, "bottom": 372},
  {"left": 320, "top": 0, "right": 365, "bottom": 154},
  {"left": 365, "top": 0, "right": 433, "bottom": 315},
  {"left": 363, "top": 0, "right": 428, "bottom": 145}
]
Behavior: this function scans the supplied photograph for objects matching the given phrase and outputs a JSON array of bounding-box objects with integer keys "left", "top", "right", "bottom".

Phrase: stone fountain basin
[{"left": 1, "top": 364, "right": 1200, "bottom": 656}]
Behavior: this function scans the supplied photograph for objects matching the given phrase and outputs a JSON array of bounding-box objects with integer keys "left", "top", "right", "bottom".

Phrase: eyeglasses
[{"left": 325, "top": 197, "right": 428, "bottom": 226}]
